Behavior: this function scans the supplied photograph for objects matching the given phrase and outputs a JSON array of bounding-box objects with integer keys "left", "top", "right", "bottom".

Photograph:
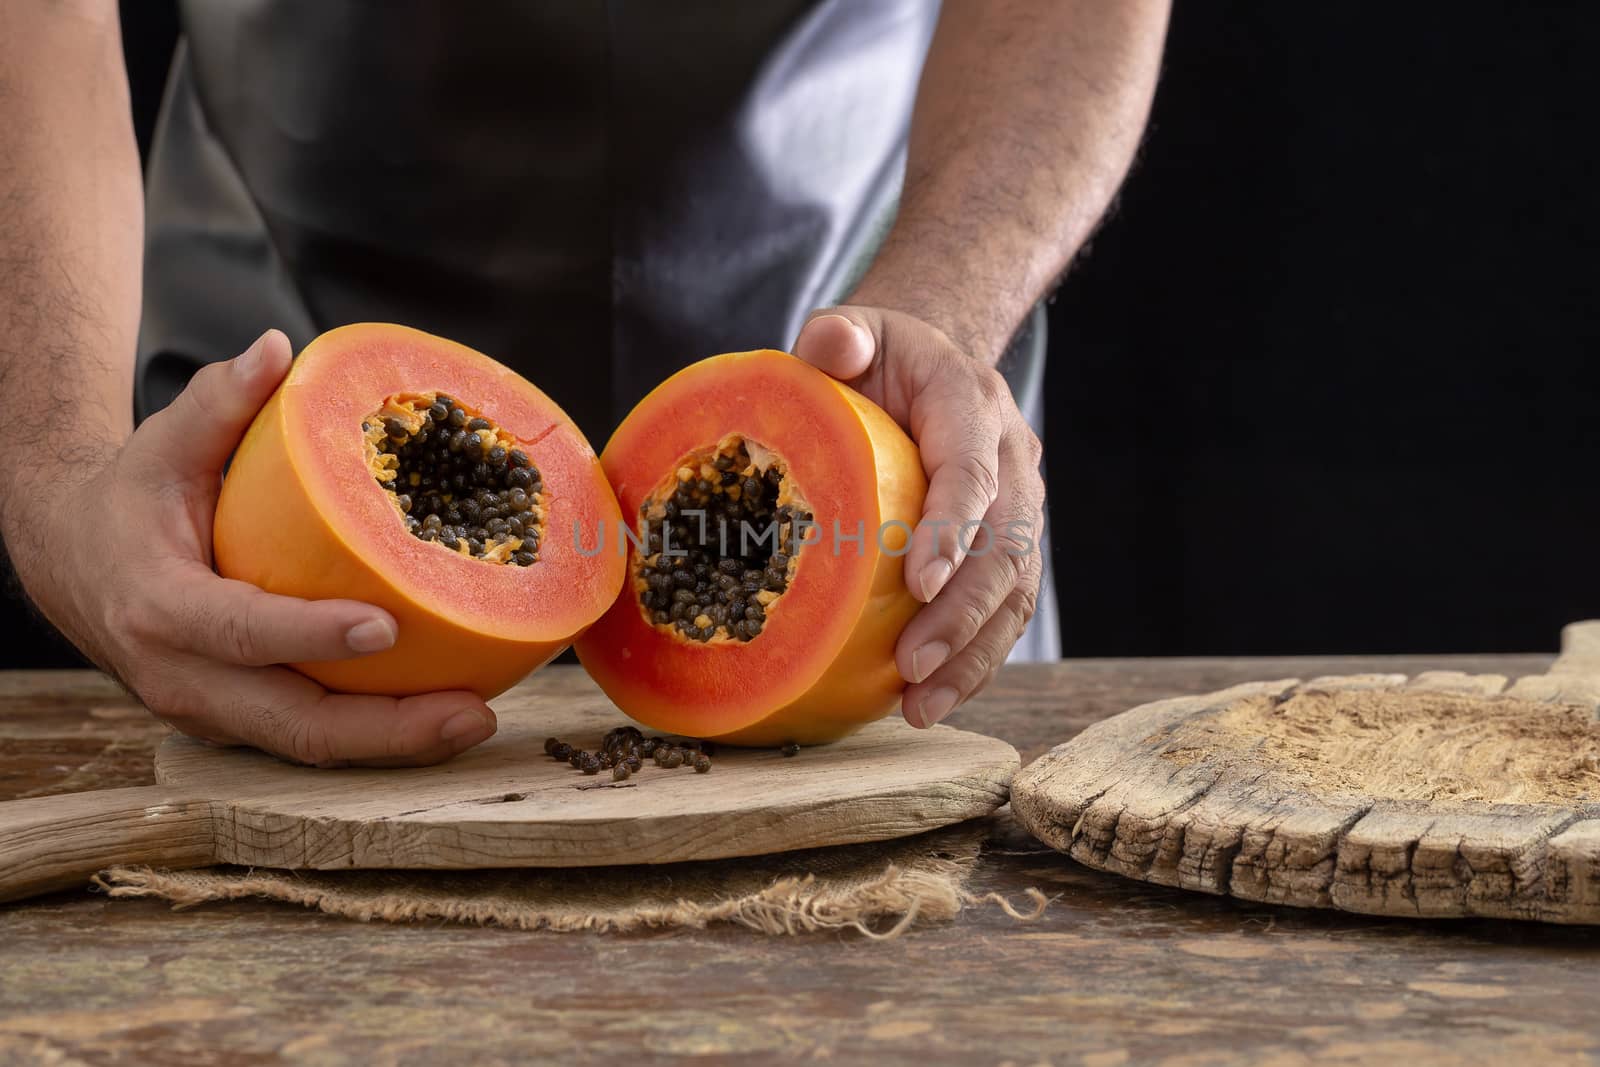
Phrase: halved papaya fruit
[
  {"left": 574, "top": 350, "right": 927, "bottom": 746},
  {"left": 214, "top": 323, "right": 625, "bottom": 698}
]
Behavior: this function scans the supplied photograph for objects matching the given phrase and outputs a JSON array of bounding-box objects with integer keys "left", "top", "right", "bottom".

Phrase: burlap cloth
[{"left": 94, "top": 817, "right": 1045, "bottom": 938}]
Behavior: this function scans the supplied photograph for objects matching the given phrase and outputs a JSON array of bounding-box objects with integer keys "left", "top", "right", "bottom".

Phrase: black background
[{"left": 3, "top": 3, "right": 1595, "bottom": 668}]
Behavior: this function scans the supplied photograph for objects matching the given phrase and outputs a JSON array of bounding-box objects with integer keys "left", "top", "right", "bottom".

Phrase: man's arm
[
  {"left": 794, "top": 0, "right": 1169, "bottom": 727},
  {"left": 0, "top": 4, "right": 497, "bottom": 765},
  {"left": 852, "top": 0, "right": 1169, "bottom": 364},
  {"left": 0, "top": 1, "right": 141, "bottom": 519}
]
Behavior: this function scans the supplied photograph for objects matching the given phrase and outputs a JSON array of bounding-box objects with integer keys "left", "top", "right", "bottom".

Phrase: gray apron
[{"left": 138, "top": 0, "right": 1058, "bottom": 660}]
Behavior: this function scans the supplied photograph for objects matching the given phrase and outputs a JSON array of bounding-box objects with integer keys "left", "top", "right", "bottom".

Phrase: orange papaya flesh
[
  {"left": 214, "top": 323, "right": 625, "bottom": 699},
  {"left": 574, "top": 350, "right": 927, "bottom": 746}
]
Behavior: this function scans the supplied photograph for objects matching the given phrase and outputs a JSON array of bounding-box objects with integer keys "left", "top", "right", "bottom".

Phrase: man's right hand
[{"left": 8, "top": 330, "right": 498, "bottom": 767}]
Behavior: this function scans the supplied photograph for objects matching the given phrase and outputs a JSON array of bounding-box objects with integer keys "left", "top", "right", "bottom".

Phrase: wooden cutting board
[
  {"left": 1013, "top": 621, "right": 1600, "bottom": 924},
  {"left": 0, "top": 679, "right": 1018, "bottom": 903}
]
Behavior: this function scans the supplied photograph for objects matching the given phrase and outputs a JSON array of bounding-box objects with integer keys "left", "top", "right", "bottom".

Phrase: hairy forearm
[
  {"left": 0, "top": 2, "right": 142, "bottom": 534},
  {"left": 850, "top": 0, "right": 1169, "bottom": 364}
]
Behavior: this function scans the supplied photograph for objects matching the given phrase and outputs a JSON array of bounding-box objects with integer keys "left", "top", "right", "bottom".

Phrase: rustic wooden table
[{"left": 3, "top": 656, "right": 1597, "bottom": 1065}]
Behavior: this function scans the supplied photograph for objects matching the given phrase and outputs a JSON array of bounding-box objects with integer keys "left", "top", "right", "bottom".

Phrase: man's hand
[
  {"left": 789, "top": 2, "right": 1166, "bottom": 723},
  {"left": 794, "top": 309, "right": 1045, "bottom": 729},
  {"left": 9, "top": 330, "right": 497, "bottom": 767}
]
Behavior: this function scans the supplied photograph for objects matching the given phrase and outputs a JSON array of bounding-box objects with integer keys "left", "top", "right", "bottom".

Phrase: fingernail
[
  {"left": 345, "top": 618, "right": 397, "bottom": 653},
  {"left": 910, "top": 641, "right": 950, "bottom": 684},
  {"left": 918, "top": 687, "right": 959, "bottom": 728},
  {"left": 440, "top": 708, "right": 494, "bottom": 745},
  {"left": 919, "top": 558, "right": 954, "bottom": 601},
  {"left": 234, "top": 332, "right": 270, "bottom": 379},
  {"left": 815, "top": 313, "right": 870, "bottom": 347}
]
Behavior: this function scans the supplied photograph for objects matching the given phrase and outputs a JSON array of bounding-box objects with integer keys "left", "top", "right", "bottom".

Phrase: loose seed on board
[
  {"left": 543, "top": 729, "right": 731, "bottom": 785},
  {"left": 781, "top": 742, "right": 800, "bottom": 757}
]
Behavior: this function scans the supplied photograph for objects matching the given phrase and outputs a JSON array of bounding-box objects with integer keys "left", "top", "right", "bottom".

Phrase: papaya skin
[
  {"left": 574, "top": 350, "right": 927, "bottom": 746},
  {"left": 214, "top": 324, "right": 625, "bottom": 699}
]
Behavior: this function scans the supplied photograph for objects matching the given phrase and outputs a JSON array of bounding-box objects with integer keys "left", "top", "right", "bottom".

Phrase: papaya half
[
  {"left": 574, "top": 350, "right": 927, "bottom": 746},
  {"left": 214, "top": 323, "right": 625, "bottom": 699}
]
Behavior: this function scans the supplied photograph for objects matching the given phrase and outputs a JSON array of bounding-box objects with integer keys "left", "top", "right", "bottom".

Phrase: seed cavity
[
  {"left": 633, "top": 436, "right": 813, "bottom": 643},
  {"left": 363, "top": 393, "right": 544, "bottom": 566}
]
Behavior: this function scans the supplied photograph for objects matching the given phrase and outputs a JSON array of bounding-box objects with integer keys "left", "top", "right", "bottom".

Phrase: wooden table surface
[{"left": 3, "top": 656, "right": 1598, "bottom": 1066}]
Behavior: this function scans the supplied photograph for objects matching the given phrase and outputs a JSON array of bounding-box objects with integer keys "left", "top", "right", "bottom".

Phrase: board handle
[
  {"left": 0, "top": 786, "right": 215, "bottom": 904},
  {"left": 1552, "top": 620, "right": 1600, "bottom": 679}
]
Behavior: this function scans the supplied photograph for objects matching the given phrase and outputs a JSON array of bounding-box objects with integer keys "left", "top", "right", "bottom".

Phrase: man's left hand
[{"left": 793, "top": 307, "right": 1046, "bottom": 729}]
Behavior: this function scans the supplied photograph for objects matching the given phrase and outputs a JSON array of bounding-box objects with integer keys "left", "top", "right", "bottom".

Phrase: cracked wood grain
[
  {"left": 1013, "top": 621, "right": 1600, "bottom": 924},
  {"left": 0, "top": 787, "right": 215, "bottom": 902}
]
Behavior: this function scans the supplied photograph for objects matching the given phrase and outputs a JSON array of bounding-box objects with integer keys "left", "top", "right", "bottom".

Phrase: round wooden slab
[
  {"left": 149, "top": 685, "right": 1018, "bottom": 872},
  {"left": 1013, "top": 621, "right": 1600, "bottom": 924}
]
